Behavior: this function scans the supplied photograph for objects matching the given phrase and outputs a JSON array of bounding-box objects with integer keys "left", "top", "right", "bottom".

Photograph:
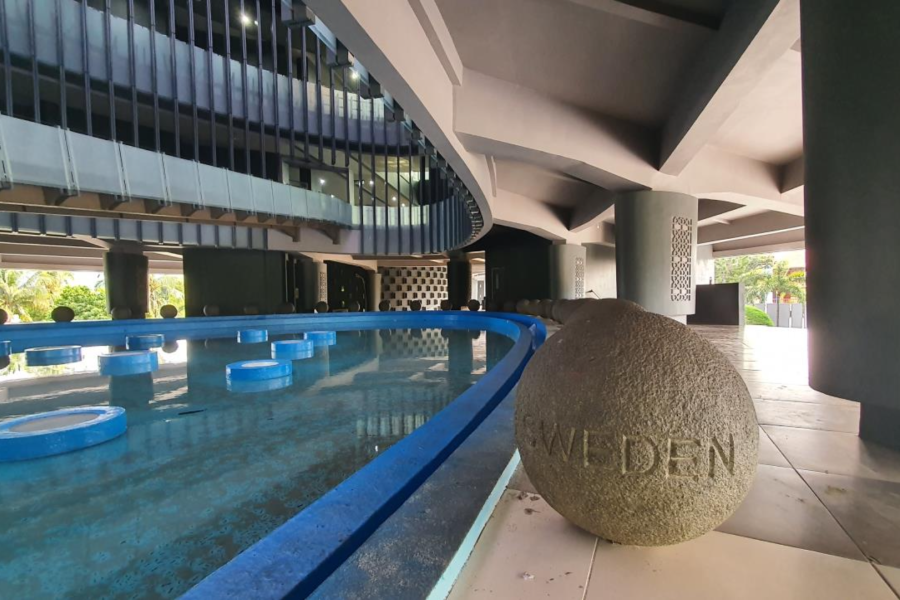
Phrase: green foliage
[
  {"left": 745, "top": 305, "right": 774, "bottom": 327},
  {"left": 57, "top": 285, "right": 109, "bottom": 321},
  {"left": 148, "top": 275, "right": 185, "bottom": 318},
  {"left": 0, "top": 269, "right": 185, "bottom": 322},
  {"left": 715, "top": 254, "right": 806, "bottom": 305}
]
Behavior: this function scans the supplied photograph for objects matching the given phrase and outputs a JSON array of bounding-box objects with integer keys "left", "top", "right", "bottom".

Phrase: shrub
[{"left": 745, "top": 305, "right": 774, "bottom": 327}]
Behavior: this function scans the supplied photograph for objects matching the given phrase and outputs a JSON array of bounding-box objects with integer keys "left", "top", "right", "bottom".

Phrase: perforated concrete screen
[
  {"left": 671, "top": 216, "right": 693, "bottom": 302},
  {"left": 379, "top": 266, "right": 448, "bottom": 311}
]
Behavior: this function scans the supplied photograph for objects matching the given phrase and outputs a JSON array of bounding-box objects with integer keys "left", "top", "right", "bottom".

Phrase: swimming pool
[{"left": 0, "top": 313, "right": 539, "bottom": 599}]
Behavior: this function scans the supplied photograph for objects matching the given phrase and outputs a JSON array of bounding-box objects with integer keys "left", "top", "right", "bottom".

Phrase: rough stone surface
[
  {"left": 159, "top": 304, "right": 178, "bottom": 319},
  {"left": 409, "top": 300, "right": 422, "bottom": 311},
  {"left": 314, "top": 301, "right": 329, "bottom": 313},
  {"left": 555, "top": 298, "right": 597, "bottom": 323},
  {"left": 378, "top": 300, "right": 391, "bottom": 312},
  {"left": 202, "top": 304, "right": 220, "bottom": 317},
  {"left": 51, "top": 306, "right": 75, "bottom": 323},
  {"left": 501, "top": 300, "right": 516, "bottom": 313},
  {"left": 515, "top": 299, "right": 532, "bottom": 314},
  {"left": 567, "top": 298, "right": 644, "bottom": 324},
  {"left": 467, "top": 299, "right": 481, "bottom": 312},
  {"left": 539, "top": 299, "right": 554, "bottom": 319},
  {"left": 515, "top": 300, "right": 758, "bottom": 546},
  {"left": 440, "top": 299, "right": 452, "bottom": 311},
  {"left": 243, "top": 305, "right": 260, "bottom": 315},
  {"left": 275, "top": 302, "right": 295, "bottom": 314},
  {"left": 348, "top": 301, "right": 361, "bottom": 312},
  {"left": 550, "top": 299, "right": 568, "bottom": 322},
  {"left": 110, "top": 306, "right": 132, "bottom": 320},
  {"left": 0, "top": 308, "right": 7, "bottom": 324}
]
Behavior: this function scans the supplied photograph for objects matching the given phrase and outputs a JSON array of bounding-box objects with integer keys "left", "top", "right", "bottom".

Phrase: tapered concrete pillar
[
  {"left": 104, "top": 250, "right": 149, "bottom": 319},
  {"left": 549, "top": 243, "right": 587, "bottom": 299},
  {"left": 447, "top": 256, "right": 472, "bottom": 309},
  {"left": 367, "top": 270, "right": 382, "bottom": 312},
  {"left": 801, "top": 0, "right": 900, "bottom": 446},
  {"left": 615, "top": 191, "right": 698, "bottom": 320}
]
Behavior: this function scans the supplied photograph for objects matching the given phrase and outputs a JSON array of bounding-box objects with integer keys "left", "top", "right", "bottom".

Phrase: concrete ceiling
[
  {"left": 710, "top": 48, "right": 803, "bottom": 165},
  {"left": 436, "top": 0, "right": 713, "bottom": 126},
  {"left": 494, "top": 159, "right": 596, "bottom": 208}
]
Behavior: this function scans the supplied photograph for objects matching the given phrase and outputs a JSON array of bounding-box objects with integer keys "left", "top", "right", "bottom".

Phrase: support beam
[
  {"left": 659, "top": 0, "right": 801, "bottom": 175},
  {"left": 781, "top": 155, "right": 804, "bottom": 192},
  {"left": 568, "top": 188, "right": 615, "bottom": 233},
  {"left": 698, "top": 211, "right": 804, "bottom": 245},
  {"left": 561, "top": 0, "right": 717, "bottom": 32},
  {"left": 407, "top": 0, "right": 463, "bottom": 86}
]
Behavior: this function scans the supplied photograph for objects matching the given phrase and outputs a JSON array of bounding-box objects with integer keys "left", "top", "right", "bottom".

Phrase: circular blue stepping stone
[
  {"left": 99, "top": 351, "right": 159, "bottom": 376},
  {"left": 26, "top": 345, "right": 83, "bottom": 367},
  {"left": 271, "top": 339, "right": 314, "bottom": 360},
  {"left": 304, "top": 331, "right": 336, "bottom": 346},
  {"left": 238, "top": 329, "right": 268, "bottom": 343},
  {"left": 125, "top": 334, "right": 165, "bottom": 350},
  {"left": 226, "top": 359, "right": 292, "bottom": 381},
  {"left": 0, "top": 406, "right": 127, "bottom": 462},
  {"left": 226, "top": 375, "right": 292, "bottom": 394}
]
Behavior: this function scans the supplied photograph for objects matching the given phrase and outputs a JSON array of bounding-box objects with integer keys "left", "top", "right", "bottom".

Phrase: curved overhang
[{"left": 303, "top": 0, "right": 495, "bottom": 244}]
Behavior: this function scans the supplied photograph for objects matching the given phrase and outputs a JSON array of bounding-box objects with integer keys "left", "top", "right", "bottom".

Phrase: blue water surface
[{"left": 0, "top": 327, "right": 512, "bottom": 599}]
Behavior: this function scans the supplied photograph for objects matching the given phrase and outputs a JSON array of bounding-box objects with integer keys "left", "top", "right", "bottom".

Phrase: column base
[{"left": 859, "top": 403, "right": 900, "bottom": 449}]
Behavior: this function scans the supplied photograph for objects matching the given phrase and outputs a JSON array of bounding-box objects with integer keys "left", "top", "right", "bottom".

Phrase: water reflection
[{"left": 0, "top": 328, "right": 513, "bottom": 599}]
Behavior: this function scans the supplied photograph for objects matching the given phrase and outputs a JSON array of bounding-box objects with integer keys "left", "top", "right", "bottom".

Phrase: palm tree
[
  {"left": 25, "top": 271, "right": 73, "bottom": 320},
  {"left": 0, "top": 270, "right": 37, "bottom": 322},
  {"left": 748, "top": 261, "right": 806, "bottom": 315}
]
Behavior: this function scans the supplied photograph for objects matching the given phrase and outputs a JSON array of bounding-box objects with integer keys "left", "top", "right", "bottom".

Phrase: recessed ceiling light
[{"left": 239, "top": 13, "right": 252, "bottom": 26}]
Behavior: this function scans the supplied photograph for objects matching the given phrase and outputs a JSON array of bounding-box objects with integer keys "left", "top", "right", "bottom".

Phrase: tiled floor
[{"left": 446, "top": 325, "right": 900, "bottom": 599}]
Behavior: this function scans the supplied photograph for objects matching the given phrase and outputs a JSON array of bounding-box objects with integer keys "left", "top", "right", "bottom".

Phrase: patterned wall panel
[
  {"left": 574, "top": 256, "right": 585, "bottom": 299},
  {"left": 671, "top": 216, "right": 693, "bottom": 302},
  {"left": 379, "top": 266, "right": 448, "bottom": 311}
]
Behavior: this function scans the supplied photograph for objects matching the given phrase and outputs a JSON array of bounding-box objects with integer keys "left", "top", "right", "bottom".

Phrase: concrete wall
[
  {"left": 585, "top": 244, "right": 617, "bottom": 299},
  {"left": 183, "top": 249, "right": 286, "bottom": 317},
  {"left": 379, "top": 266, "right": 448, "bottom": 311},
  {"left": 687, "top": 283, "right": 745, "bottom": 326},
  {"left": 549, "top": 244, "right": 587, "bottom": 300}
]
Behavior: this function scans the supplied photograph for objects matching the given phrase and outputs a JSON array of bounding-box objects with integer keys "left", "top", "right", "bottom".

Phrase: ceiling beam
[
  {"left": 560, "top": 0, "right": 715, "bottom": 33},
  {"left": 712, "top": 228, "right": 805, "bottom": 256},
  {"left": 659, "top": 0, "right": 801, "bottom": 175},
  {"left": 407, "top": 0, "right": 463, "bottom": 86},
  {"left": 569, "top": 188, "right": 615, "bottom": 232},
  {"left": 781, "top": 155, "right": 804, "bottom": 192},
  {"left": 698, "top": 211, "right": 804, "bottom": 245}
]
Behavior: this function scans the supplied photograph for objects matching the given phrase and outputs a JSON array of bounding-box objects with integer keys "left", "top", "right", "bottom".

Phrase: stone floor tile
[
  {"left": 758, "top": 427, "right": 791, "bottom": 467},
  {"left": 764, "top": 426, "right": 900, "bottom": 483},
  {"left": 745, "top": 381, "right": 856, "bottom": 406},
  {"left": 717, "top": 464, "right": 865, "bottom": 560},
  {"left": 584, "top": 531, "right": 894, "bottom": 600},
  {"left": 801, "top": 470, "right": 900, "bottom": 568},
  {"left": 875, "top": 565, "right": 900, "bottom": 597},
  {"left": 447, "top": 490, "right": 595, "bottom": 600},
  {"left": 754, "top": 399, "right": 860, "bottom": 433}
]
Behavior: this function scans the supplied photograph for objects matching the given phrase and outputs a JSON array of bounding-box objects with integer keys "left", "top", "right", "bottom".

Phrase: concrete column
[
  {"left": 447, "top": 257, "right": 472, "bottom": 309},
  {"left": 104, "top": 250, "right": 149, "bottom": 319},
  {"left": 615, "top": 191, "right": 698, "bottom": 320},
  {"left": 549, "top": 243, "right": 587, "bottom": 300},
  {"left": 801, "top": 0, "right": 900, "bottom": 446},
  {"left": 368, "top": 270, "right": 382, "bottom": 312}
]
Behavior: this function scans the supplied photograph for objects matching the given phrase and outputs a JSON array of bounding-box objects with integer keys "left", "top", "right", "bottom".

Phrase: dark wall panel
[
  {"left": 183, "top": 248, "right": 286, "bottom": 316},
  {"left": 687, "top": 283, "right": 745, "bottom": 326},
  {"left": 326, "top": 260, "right": 368, "bottom": 311}
]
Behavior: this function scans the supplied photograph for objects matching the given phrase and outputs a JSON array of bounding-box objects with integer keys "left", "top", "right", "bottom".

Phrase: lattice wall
[
  {"left": 670, "top": 216, "right": 693, "bottom": 302},
  {"left": 379, "top": 266, "right": 448, "bottom": 311}
]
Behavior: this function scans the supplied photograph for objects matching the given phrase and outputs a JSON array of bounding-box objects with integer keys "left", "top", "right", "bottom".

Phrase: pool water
[{"left": 0, "top": 327, "right": 513, "bottom": 599}]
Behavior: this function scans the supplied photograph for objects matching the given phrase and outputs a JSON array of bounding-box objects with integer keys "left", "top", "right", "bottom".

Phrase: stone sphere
[
  {"left": 515, "top": 299, "right": 532, "bottom": 314},
  {"left": 515, "top": 301, "right": 758, "bottom": 546},
  {"left": 379, "top": 300, "right": 391, "bottom": 311},
  {"left": 467, "top": 299, "right": 481, "bottom": 312},
  {"left": 314, "top": 301, "right": 329, "bottom": 313},
  {"left": 0, "top": 308, "right": 7, "bottom": 325},
  {"left": 348, "top": 301, "right": 361, "bottom": 312},
  {"left": 162, "top": 341, "right": 180, "bottom": 354},
  {"left": 243, "top": 305, "right": 260, "bottom": 316},
  {"left": 110, "top": 306, "right": 132, "bottom": 320},
  {"left": 160, "top": 304, "right": 178, "bottom": 319},
  {"left": 51, "top": 306, "right": 76, "bottom": 323},
  {"left": 555, "top": 298, "right": 598, "bottom": 324},
  {"left": 551, "top": 299, "right": 569, "bottom": 322},
  {"left": 501, "top": 300, "right": 516, "bottom": 313},
  {"left": 409, "top": 300, "right": 423, "bottom": 311},
  {"left": 275, "top": 302, "right": 296, "bottom": 315},
  {"left": 539, "top": 299, "right": 554, "bottom": 319},
  {"left": 567, "top": 298, "right": 644, "bottom": 325},
  {"left": 484, "top": 300, "right": 497, "bottom": 312},
  {"left": 440, "top": 299, "right": 452, "bottom": 311},
  {"left": 203, "top": 304, "right": 220, "bottom": 317}
]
